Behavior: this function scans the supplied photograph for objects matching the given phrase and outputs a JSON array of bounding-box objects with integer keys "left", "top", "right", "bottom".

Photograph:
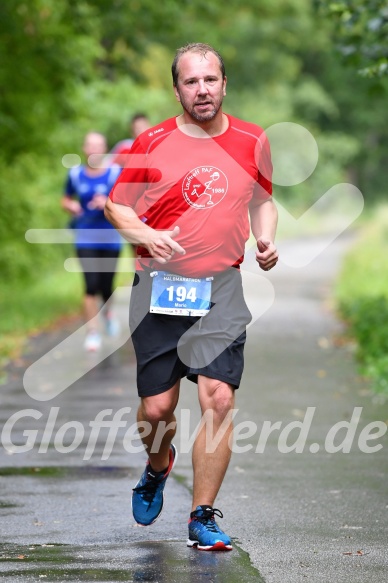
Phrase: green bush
[
  {"left": 336, "top": 206, "right": 388, "bottom": 393},
  {"left": 341, "top": 295, "right": 388, "bottom": 364},
  {"left": 0, "top": 154, "right": 69, "bottom": 282},
  {"left": 340, "top": 295, "right": 388, "bottom": 393}
]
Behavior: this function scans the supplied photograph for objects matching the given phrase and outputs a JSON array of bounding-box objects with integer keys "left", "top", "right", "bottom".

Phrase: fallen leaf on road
[
  {"left": 291, "top": 408, "right": 305, "bottom": 419},
  {"left": 317, "top": 337, "right": 330, "bottom": 349}
]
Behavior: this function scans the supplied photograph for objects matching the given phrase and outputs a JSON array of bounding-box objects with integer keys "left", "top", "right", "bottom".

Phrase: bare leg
[
  {"left": 192, "top": 376, "right": 235, "bottom": 510},
  {"left": 137, "top": 381, "right": 180, "bottom": 472},
  {"left": 84, "top": 294, "right": 99, "bottom": 331}
]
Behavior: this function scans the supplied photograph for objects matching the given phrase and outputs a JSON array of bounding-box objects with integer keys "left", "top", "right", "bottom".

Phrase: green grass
[
  {"left": 335, "top": 204, "right": 388, "bottom": 393},
  {"left": 0, "top": 247, "right": 134, "bottom": 367},
  {"left": 0, "top": 269, "right": 83, "bottom": 364}
]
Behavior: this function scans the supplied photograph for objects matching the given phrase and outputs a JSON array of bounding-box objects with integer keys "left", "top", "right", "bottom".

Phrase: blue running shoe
[
  {"left": 187, "top": 505, "right": 233, "bottom": 551},
  {"left": 131, "top": 444, "right": 177, "bottom": 526}
]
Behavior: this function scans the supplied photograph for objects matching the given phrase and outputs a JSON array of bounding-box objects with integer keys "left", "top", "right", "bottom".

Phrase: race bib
[{"left": 150, "top": 271, "right": 212, "bottom": 316}]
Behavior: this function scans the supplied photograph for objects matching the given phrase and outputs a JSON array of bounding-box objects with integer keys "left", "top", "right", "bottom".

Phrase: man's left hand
[{"left": 255, "top": 238, "right": 278, "bottom": 271}]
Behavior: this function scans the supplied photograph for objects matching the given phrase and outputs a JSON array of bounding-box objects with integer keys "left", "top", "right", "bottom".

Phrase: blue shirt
[{"left": 65, "top": 165, "right": 123, "bottom": 250}]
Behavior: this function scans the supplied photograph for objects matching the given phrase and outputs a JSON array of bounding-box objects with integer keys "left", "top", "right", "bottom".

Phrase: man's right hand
[
  {"left": 144, "top": 225, "right": 186, "bottom": 264},
  {"left": 104, "top": 199, "right": 185, "bottom": 262}
]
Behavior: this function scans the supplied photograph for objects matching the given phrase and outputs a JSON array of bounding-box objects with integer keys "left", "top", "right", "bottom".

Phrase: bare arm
[
  {"left": 61, "top": 196, "right": 82, "bottom": 216},
  {"left": 104, "top": 198, "right": 185, "bottom": 264},
  {"left": 249, "top": 198, "right": 279, "bottom": 271}
]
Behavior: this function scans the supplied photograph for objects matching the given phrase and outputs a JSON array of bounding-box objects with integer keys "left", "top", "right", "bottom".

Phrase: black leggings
[{"left": 76, "top": 247, "right": 120, "bottom": 303}]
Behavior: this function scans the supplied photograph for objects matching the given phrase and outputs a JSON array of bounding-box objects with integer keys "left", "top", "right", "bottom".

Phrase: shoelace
[
  {"left": 133, "top": 473, "right": 163, "bottom": 507},
  {"left": 193, "top": 508, "right": 224, "bottom": 533}
]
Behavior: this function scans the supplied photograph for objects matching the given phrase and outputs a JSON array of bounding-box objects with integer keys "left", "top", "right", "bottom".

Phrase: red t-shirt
[
  {"left": 109, "top": 115, "right": 272, "bottom": 277},
  {"left": 109, "top": 139, "right": 134, "bottom": 167}
]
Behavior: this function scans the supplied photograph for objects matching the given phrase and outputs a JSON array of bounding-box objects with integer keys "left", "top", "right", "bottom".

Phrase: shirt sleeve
[
  {"left": 253, "top": 130, "right": 273, "bottom": 201},
  {"left": 109, "top": 137, "right": 150, "bottom": 208}
]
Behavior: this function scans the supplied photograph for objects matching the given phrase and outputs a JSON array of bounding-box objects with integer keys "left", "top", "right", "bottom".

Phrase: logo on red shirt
[{"left": 182, "top": 166, "right": 228, "bottom": 209}]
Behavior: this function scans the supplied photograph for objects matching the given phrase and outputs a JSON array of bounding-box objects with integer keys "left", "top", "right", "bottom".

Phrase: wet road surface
[{"left": 1, "top": 233, "right": 387, "bottom": 582}]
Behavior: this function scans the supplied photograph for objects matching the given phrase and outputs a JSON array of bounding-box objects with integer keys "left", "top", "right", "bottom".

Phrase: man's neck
[{"left": 176, "top": 112, "right": 228, "bottom": 138}]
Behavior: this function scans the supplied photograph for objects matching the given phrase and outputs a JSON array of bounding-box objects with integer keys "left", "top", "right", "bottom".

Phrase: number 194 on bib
[{"left": 150, "top": 271, "right": 212, "bottom": 316}]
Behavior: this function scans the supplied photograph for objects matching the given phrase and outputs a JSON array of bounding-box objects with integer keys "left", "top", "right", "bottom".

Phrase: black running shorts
[
  {"left": 76, "top": 247, "right": 120, "bottom": 301},
  {"left": 129, "top": 267, "right": 252, "bottom": 397}
]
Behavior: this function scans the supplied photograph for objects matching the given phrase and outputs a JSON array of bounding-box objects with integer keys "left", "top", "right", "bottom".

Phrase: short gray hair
[{"left": 171, "top": 43, "right": 226, "bottom": 87}]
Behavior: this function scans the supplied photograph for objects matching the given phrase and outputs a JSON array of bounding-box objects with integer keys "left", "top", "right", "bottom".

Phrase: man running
[
  {"left": 109, "top": 113, "right": 151, "bottom": 167},
  {"left": 105, "top": 43, "right": 278, "bottom": 551}
]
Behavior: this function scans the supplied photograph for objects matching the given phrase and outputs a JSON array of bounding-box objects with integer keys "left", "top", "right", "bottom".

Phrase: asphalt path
[{"left": 0, "top": 232, "right": 387, "bottom": 582}]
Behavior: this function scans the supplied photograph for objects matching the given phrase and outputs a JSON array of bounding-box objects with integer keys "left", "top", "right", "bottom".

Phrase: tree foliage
[
  {"left": 315, "top": 0, "right": 388, "bottom": 77},
  {"left": 0, "top": 0, "right": 103, "bottom": 160},
  {"left": 0, "top": 0, "right": 387, "bottom": 282}
]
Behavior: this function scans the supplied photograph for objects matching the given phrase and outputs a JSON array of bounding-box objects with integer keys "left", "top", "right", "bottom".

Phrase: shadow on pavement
[
  {"left": 0, "top": 540, "right": 264, "bottom": 582},
  {"left": 0, "top": 466, "right": 265, "bottom": 582}
]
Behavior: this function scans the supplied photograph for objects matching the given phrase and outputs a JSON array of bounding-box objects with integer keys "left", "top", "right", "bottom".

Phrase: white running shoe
[
  {"left": 104, "top": 315, "right": 120, "bottom": 337},
  {"left": 84, "top": 331, "right": 102, "bottom": 352}
]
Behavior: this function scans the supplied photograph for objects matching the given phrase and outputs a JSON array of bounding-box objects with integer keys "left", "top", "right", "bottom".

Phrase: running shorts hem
[
  {"left": 137, "top": 369, "right": 241, "bottom": 399},
  {"left": 136, "top": 371, "right": 187, "bottom": 398},
  {"left": 186, "top": 371, "right": 241, "bottom": 390}
]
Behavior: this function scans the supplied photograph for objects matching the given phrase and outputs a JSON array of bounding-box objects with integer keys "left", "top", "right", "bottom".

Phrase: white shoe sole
[{"left": 187, "top": 538, "right": 232, "bottom": 551}]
